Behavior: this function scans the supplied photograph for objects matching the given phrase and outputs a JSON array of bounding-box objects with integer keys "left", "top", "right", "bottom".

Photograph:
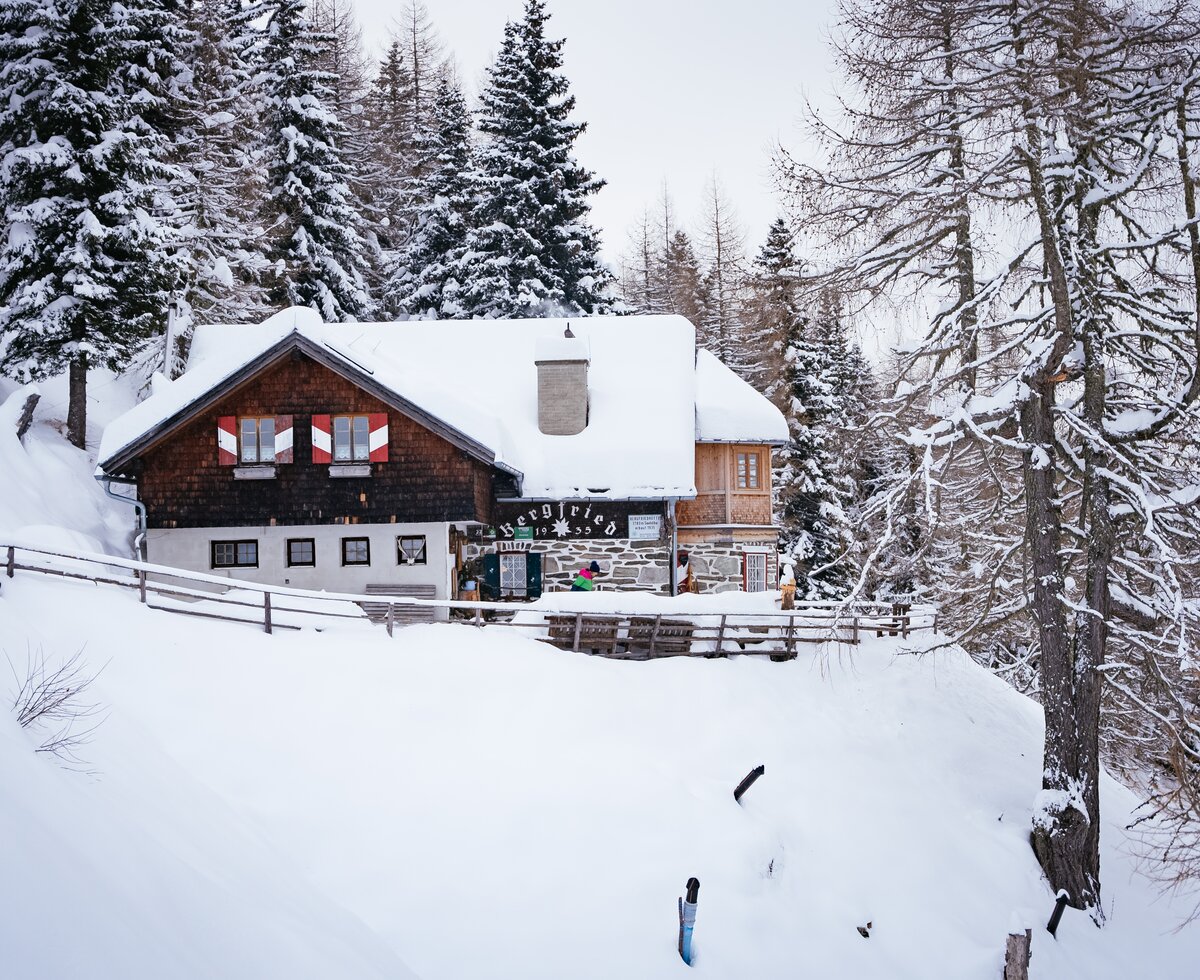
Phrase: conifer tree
[
  {"left": 170, "top": 0, "right": 271, "bottom": 364},
  {"left": 389, "top": 78, "right": 476, "bottom": 318},
  {"left": 258, "top": 0, "right": 372, "bottom": 321},
  {"left": 454, "top": 0, "right": 615, "bottom": 318},
  {"left": 697, "top": 176, "right": 747, "bottom": 369},
  {"left": 0, "top": 0, "right": 182, "bottom": 446},
  {"left": 745, "top": 217, "right": 799, "bottom": 404},
  {"left": 776, "top": 301, "right": 854, "bottom": 599}
]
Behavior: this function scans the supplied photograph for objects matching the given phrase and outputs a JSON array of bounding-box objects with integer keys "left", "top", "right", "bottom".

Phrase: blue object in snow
[{"left": 678, "top": 878, "right": 700, "bottom": 965}]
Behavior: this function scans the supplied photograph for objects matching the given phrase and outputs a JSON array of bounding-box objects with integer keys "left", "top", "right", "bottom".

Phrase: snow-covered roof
[
  {"left": 98, "top": 308, "right": 787, "bottom": 500},
  {"left": 695, "top": 349, "right": 790, "bottom": 444}
]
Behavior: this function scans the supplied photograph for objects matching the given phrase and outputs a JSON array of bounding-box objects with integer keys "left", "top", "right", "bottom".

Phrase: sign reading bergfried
[{"left": 494, "top": 500, "right": 666, "bottom": 541}]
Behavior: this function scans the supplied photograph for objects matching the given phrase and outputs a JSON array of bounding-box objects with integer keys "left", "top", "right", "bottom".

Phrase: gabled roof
[
  {"left": 694, "top": 350, "right": 790, "bottom": 445},
  {"left": 98, "top": 308, "right": 788, "bottom": 499}
]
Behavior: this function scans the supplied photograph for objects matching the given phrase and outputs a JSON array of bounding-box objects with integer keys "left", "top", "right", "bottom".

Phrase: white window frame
[
  {"left": 743, "top": 551, "right": 768, "bottom": 593},
  {"left": 499, "top": 553, "right": 527, "bottom": 598}
]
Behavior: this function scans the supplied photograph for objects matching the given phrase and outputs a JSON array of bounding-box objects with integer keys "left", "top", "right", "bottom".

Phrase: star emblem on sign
[{"left": 552, "top": 518, "right": 571, "bottom": 537}]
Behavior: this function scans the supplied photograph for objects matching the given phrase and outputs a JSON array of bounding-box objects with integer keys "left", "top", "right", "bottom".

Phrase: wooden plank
[
  {"left": 145, "top": 603, "right": 301, "bottom": 630},
  {"left": 1003, "top": 930, "right": 1031, "bottom": 980}
]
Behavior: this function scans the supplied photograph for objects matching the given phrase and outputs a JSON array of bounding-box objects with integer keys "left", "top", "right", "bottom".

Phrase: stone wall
[
  {"left": 465, "top": 538, "right": 780, "bottom": 596},
  {"left": 465, "top": 539, "right": 672, "bottom": 594}
]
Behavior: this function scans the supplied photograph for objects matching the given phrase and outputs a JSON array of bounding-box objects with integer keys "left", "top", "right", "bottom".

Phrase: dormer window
[{"left": 240, "top": 417, "right": 276, "bottom": 464}]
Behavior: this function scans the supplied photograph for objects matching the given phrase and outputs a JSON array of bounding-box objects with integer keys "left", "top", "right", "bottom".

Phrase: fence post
[
  {"left": 138, "top": 568, "right": 147, "bottom": 603},
  {"left": 1003, "top": 929, "right": 1031, "bottom": 980},
  {"left": 6, "top": 546, "right": 14, "bottom": 578},
  {"left": 649, "top": 614, "right": 661, "bottom": 657},
  {"left": 386, "top": 602, "right": 394, "bottom": 637},
  {"left": 573, "top": 612, "right": 583, "bottom": 652},
  {"left": 263, "top": 591, "right": 272, "bottom": 635},
  {"left": 851, "top": 615, "right": 859, "bottom": 645},
  {"left": 715, "top": 615, "right": 726, "bottom": 657},
  {"left": 474, "top": 606, "right": 483, "bottom": 628}
]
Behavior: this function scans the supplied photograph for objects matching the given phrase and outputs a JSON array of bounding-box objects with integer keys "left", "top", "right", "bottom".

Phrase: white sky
[{"left": 352, "top": 0, "right": 838, "bottom": 264}]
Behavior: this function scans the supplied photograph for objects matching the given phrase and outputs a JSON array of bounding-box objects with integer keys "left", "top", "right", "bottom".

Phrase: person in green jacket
[{"left": 571, "top": 561, "right": 601, "bottom": 591}]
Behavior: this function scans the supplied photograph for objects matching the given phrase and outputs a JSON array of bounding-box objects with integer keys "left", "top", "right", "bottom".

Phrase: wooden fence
[{"left": 2, "top": 543, "right": 937, "bottom": 659}]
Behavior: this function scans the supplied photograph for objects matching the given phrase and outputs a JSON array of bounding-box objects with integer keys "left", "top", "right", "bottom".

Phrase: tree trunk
[{"left": 67, "top": 351, "right": 88, "bottom": 449}]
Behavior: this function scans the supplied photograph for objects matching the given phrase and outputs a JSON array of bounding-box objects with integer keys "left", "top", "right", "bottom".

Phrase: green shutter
[
  {"left": 526, "top": 552, "right": 542, "bottom": 599},
  {"left": 482, "top": 554, "right": 501, "bottom": 600}
]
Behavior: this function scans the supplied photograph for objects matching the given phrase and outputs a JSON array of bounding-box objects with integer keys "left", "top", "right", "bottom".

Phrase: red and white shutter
[
  {"left": 368, "top": 413, "right": 389, "bottom": 463},
  {"left": 217, "top": 416, "right": 237, "bottom": 465},
  {"left": 273, "top": 415, "right": 294, "bottom": 464},
  {"left": 311, "top": 414, "right": 332, "bottom": 463}
]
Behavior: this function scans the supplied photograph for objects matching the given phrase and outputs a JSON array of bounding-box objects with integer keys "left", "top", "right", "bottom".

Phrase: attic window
[
  {"left": 240, "top": 417, "right": 275, "bottom": 464},
  {"left": 333, "top": 415, "right": 371, "bottom": 462}
]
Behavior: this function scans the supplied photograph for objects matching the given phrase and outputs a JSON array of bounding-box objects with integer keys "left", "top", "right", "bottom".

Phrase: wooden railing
[{"left": 1, "top": 543, "right": 937, "bottom": 657}]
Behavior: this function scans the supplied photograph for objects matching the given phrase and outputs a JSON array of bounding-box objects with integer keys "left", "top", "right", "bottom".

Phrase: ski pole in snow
[
  {"left": 734, "top": 765, "right": 765, "bottom": 804},
  {"left": 1046, "top": 890, "right": 1070, "bottom": 938},
  {"left": 677, "top": 877, "right": 700, "bottom": 965}
]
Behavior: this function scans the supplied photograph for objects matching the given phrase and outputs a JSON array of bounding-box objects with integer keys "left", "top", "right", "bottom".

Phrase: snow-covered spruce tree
[
  {"left": 745, "top": 217, "right": 800, "bottom": 405},
  {"left": 697, "top": 175, "right": 747, "bottom": 371},
  {"left": 0, "top": 0, "right": 181, "bottom": 447},
  {"left": 769, "top": 268, "right": 853, "bottom": 598},
  {"left": 169, "top": 0, "right": 272, "bottom": 367},
  {"left": 783, "top": 0, "right": 1200, "bottom": 912},
  {"left": 389, "top": 78, "right": 476, "bottom": 318},
  {"left": 453, "top": 0, "right": 615, "bottom": 318},
  {"left": 258, "top": 0, "right": 372, "bottom": 321}
]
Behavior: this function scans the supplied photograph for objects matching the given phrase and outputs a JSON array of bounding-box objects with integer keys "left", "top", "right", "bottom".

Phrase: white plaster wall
[{"left": 146, "top": 523, "right": 453, "bottom": 602}]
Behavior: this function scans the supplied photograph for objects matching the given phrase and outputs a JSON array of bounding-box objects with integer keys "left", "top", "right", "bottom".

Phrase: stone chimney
[{"left": 535, "top": 324, "right": 589, "bottom": 435}]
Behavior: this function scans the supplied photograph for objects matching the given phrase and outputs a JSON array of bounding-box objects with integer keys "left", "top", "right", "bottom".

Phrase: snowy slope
[{"left": 2, "top": 570, "right": 1198, "bottom": 979}]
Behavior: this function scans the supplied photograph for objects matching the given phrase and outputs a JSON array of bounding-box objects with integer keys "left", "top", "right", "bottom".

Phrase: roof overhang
[{"left": 99, "top": 332, "right": 523, "bottom": 482}]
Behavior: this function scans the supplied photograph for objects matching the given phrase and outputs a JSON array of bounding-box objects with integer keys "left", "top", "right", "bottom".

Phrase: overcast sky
[{"left": 353, "top": 0, "right": 838, "bottom": 264}]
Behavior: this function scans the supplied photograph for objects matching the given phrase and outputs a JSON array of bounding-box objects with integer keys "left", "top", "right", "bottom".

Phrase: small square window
[
  {"left": 287, "top": 538, "right": 315, "bottom": 567},
  {"left": 342, "top": 537, "right": 370, "bottom": 566},
  {"left": 397, "top": 535, "right": 427, "bottom": 565},
  {"left": 212, "top": 539, "right": 258, "bottom": 568}
]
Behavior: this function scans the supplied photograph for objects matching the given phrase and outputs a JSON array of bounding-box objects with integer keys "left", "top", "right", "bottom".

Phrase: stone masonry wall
[{"left": 464, "top": 539, "right": 779, "bottom": 596}]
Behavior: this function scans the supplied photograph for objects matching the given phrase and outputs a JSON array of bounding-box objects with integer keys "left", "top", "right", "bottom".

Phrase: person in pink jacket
[{"left": 571, "top": 561, "right": 601, "bottom": 591}]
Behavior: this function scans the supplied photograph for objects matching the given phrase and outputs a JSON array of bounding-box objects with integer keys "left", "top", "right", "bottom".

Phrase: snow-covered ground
[{"left": 3, "top": 375, "right": 1199, "bottom": 978}]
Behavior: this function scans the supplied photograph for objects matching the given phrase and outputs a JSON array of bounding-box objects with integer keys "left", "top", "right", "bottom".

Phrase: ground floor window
[
  {"left": 342, "top": 536, "right": 371, "bottom": 566},
  {"left": 499, "top": 553, "right": 527, "bottom": 598},
  {"left": 287, "top": 538, "right": 315, "bottom": 567},
  {"left": 212, "top": 539, "right": 258, "bottom": 568},
  {"left": 398, "top": 535, "right": 427, "bottom": 565},
  {"left": 743, "top": 551, "right": 768, "bottom": 593}
]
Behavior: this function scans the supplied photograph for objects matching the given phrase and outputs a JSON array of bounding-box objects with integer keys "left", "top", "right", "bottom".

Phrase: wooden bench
[
  {"left": 544, "top": 613, "right": 622, "bottom": 655},
  {"left": 624, "top": 616, "right": 695, "bottom": 657},
  {"left": 361, "top": 584, "right": 438, "bottom": 626}
]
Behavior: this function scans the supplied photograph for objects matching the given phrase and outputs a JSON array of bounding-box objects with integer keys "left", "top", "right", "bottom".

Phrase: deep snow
[{"left": 3, "top": 372, "right": 1199, "bottom": 978}]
